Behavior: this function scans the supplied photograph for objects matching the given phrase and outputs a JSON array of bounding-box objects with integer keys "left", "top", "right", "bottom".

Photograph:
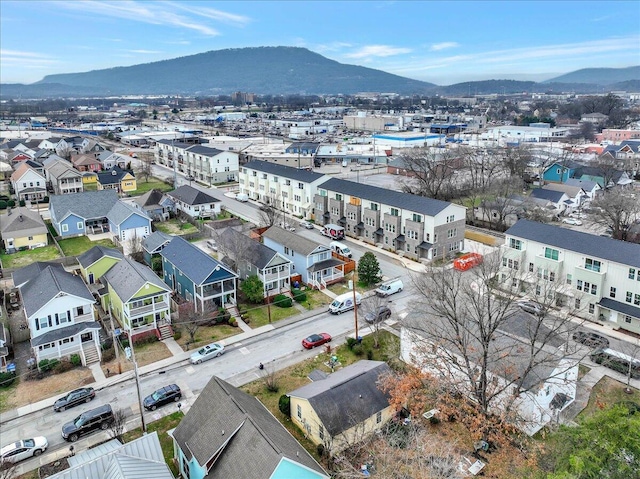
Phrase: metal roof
[
  {"left": 243, "top": 160, "right": 325, "bottom": 183},
  {"left": 160, "top": 236, "right": 237, "bottom": 285}
]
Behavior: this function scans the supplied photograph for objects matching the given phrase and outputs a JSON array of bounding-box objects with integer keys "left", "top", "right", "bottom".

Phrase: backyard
[
  {"left": 0, "top": 244, "right": 61, "bottom": 269},
  {"left": 130, "top": 178, "right": 174, "bottom": 195},
  {"left": 154, "top": 218, "right": 199, "bottom": 235},
  {"left": 58, "top": 236, "right": 115, "bottom": 256}
]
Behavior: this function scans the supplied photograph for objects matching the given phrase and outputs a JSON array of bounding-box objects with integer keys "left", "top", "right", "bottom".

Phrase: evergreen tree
[{"left": 357, "top": 252, "right": 382, "bottom": 285}]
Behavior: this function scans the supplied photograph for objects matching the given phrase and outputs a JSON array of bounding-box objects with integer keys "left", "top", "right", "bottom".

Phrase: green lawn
[
  {"left": 154, "top": 219, "right": 198, "bottom": 235},
  {"left": 131, "top": 178, "right": 174, "bottom": 195},
  {"left": 58, "top": 236, "right": 115, "bottom": 256},
  {"left": 238, "top": 301, "right": 300, "bottom": 328},
  {"left": 301, "top": 289, "right": 332, "bottom": 310},
  {"left": 579, "top": 376, "right": 640, "bottom": 419},
  {"left": 122, "top": 411, "right": 182, "bottom": 476},
  {"left": 0, "top": 245, "right": 62, "bottom": 269}
]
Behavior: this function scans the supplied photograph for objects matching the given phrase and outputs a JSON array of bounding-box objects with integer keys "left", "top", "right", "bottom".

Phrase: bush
[
  {"left": 366, "top": 349, "right": 374, "bottom": 360},
  {"left": 273, "top": 294, "right": 292, "bottom": 308},
  {"left": 278, "top": 394, "right": 291, "bottom": 417},
  {"left": 53, "top": 359, "right": 74, "bottom": 374},
  {"left": 101, "top": 338, "right": 113, "bottom": 350},
  {"left": 134, "top": 334, "right": 158, "bottom": 345},
  {"left": 0, "top": 200, "right": 7, "bottom": 210},
  {"left": 70, "top": 354, "right": 82, "bottom": 366},
  {"left": 19, "top": 199, "right": 25, "bottom": 207},
  {"left": 316, "top": 443, "right": 326, "bottom": 458},
  {"left": 0, "top": 371, "right": 16, "bottom": 388},
  {"left": 42, "top": 196, "right": 50, "bottom": 203},
  {"left": 352, "top": 344, "right": 364, "bottom": 356},
  {"left": 173, "top": 330, "right": 182, "bottom": 341},
  {"left": 346, "top": 337, "right": 358, "bottom": 349},
  {"left": 292, "top": 289, "right": 307, "bottom": 303},
  {"left": 429, "top": 416, "right": 441, "bottom": 425},
  {"left": 38, "top": 358, "right": 60, "bottom": 372},
  {"left": 7, "top": 200, "right": 15, "bottom": 207}
]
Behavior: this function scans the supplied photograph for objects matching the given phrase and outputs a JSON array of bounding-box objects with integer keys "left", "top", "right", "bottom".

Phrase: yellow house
[
  {"left": 288, "top": 360, "right": 394, "bottom": 453},
  {"left": 82, "top": 171, "right": 98, "bottom": 185},
  {"left": 0, "top": 207, "right": 48, "bottom": 252},
  {"left": 96, "top": 166, "right": 137, "bottom": 194}
]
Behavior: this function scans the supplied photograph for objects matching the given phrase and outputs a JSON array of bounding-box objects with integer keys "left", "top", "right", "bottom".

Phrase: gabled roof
[
  {"left": 106, "top": 200, "right": 150, "bottom": 226},
  {"left": 142, "top": 231, "right": 173, "bottom": 254},
  {"left": 160, "top": 236, "right": 237, "bottom": 285},
  {"left": 167, "top": 185, "right": 219, "bottom": 206},
  {"left": 186, "top": 144, "right": 224, "bottom": 156},
  {"left": 0, "top": 207, "right": 46, "bottom": 236},
  {"left": 10, "top": 162, "right": 44, "bottom": 181},
  {"left": 45, "top": 159, "right": 83, "bottom": 179},
  {"left": 173, "top": 376, "right": 327, "bottom": 479},
  {"left": 103, "top": 257, "right": 169, "bottom": 303},
  {"left": 572, "top": 165, "right": 626, "bottom": 183},
  {"left": 50, "top": 190, "right": 119, "bottom": 221},
  {"left": 48, "top": 432, "right": 172, "bottom": 479},
  {"left": 288, "top": 360, "right": 392, "bottom": 437},
  {"left": 505, "top": 219, "right": 640, "bottom": 268},
  {"left": 541, "top": 183, "right": 584, "bottom": 197},
  {"left": 243, "top": 160, "right": 325, "bottom": 183},
  {"left": 319, "top": 177, "right": 455, "bottom": 217},
  {"left": 564, "top": 178, "right": 599, "bottom": 191},
  {"left": 529, "top": 188, "right": 566, "bottom": 203},
  {"left": 262, "top": 226, "right": 330, "bottom": 256},
  {"left": 97, "top": 166, "right": 134, "bottom": 185},
  {"left": 543, "top": 160, "right": 583, "bottom": 172},
  {"left": 18, "top": 264, "right": 94, "bottom": 316},
  {"left": 12, "top": 261, "right": 62, "bottom": 288},
  {"left": 133, "top": 189, "right": 166, "bottom": 209},
  {"left": 220, "top": 228, "right": 282, "bottom": 270},
  {"left": 77, "top": 245, "right": 124, "bottom": 269}
]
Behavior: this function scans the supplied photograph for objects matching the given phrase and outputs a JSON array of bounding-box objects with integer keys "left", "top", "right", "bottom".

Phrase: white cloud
[
  {"left": 0, "top": 49, "right": 58, "bottom": 66},
  {"left": 166, "top": 1, "right": 251, "bottom": 26},
  {"left": 344, "top": 45, "right": 412, "bottom": 59},
  {"left": 127, "top": 49, "right": 162, "bottom": 54},
  {"left": 315, "top": 42, "right": 353, "bottom": 54},
  {"left": 429, "top": 42, "right": 459, "bottom": 51}
]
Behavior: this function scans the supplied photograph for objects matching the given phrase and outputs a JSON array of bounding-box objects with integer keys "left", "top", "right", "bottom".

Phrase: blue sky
[{"left": 1, "top": 1, "right": 639, "bottom": 86}]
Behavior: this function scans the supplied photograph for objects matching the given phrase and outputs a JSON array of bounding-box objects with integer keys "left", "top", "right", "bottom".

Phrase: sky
[{"left": 1, "top": 0, "right": 639, "bottom": 86}]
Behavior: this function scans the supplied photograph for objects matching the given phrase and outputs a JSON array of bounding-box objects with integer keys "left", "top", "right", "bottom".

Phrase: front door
[{"left": 80, "top": 332, "right": 93, "bottom": 343}]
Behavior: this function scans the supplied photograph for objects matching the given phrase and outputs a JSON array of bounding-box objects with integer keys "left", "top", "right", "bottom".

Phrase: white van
[
  {"left": 375, "top": 279, "right": 403, "bottom": 297},
  {"left": 235, "top": 193, "right": 249, "bottom": 202},
  {"left": 328, "top": 292, "right": 362, "bottom": 314},
  {"left": 330, "top": 241, "right": 352, "bottom": 258},
  {"left": 206, "top": 240, "right": 218, "bottom": 251}
]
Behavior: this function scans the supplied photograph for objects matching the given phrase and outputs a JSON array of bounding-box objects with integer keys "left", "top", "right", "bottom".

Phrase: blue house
[
  {"left": 160, "top": 236, "right": 237, "bottom": 313},
  {"left": 49, "top": 190, "right": 151, "bottom": 242},
  {"left": 261, "top": 226, "right": 345, "bottom": 289},
  {"left": 142, "top": 231, "right": 173, "bottom": 267},
  {"left": 172, "top": 375, "right": 328, "bottom": 479},
  {"left": 541, "top": 160, "right": 582, "bottom": 184}
]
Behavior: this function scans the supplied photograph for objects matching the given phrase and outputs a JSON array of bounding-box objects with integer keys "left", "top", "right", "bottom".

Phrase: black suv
[
  {"left": 143, "top": 384, "right": 182, "bottom": 411},
  {"left": 62, "top": 404, "right": 114, "bottom": 442},
  {"left": 364, "top": 306, "right": 392, "bottom": 324},
  {"left": 54, "top": 387, "right": 95, "bottom": 412},
  {"left": 572, "top": 331, "right": 610, "bottom": 349}
]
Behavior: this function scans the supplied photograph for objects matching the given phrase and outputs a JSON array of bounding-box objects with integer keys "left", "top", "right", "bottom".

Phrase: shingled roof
[
  {"left": 262, "top": 226, "right": 330, "bottom": 256},
  {"left": 173, "top": 376, "right": 327, "bottom": 479},
  {"left": 167, "top": 185, "right": 219, "bottom": 206},
  {"left": 103, "top": 257, "right": 169, "bottom": 303},
  {"left": 243, "top": 160, "right": 325, "bottom": 183}
]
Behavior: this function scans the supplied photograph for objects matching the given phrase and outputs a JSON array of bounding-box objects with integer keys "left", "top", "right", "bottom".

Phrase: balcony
[
  {"left": 262, "top": 271, "right": 288, "bottom": 283},
  {"left": 74, "top": 312, "right": 94, "bottom": 323},
  {"left": 129, "top": 300, "right": 169, "bottom": 317}
]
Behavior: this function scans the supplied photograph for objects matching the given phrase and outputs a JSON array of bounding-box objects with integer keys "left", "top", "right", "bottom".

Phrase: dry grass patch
[
  {"left": 101, "top": 340, "right": 172, "bottom": 376},
  {"left": 579, "top": 375, "right": 640, "bottom": 419},
  {"left": 175, "top": 324, "right": 239, "bottom": 351},
  {"left": 0, "top": 367, "right": 94, "bottom": 412}
]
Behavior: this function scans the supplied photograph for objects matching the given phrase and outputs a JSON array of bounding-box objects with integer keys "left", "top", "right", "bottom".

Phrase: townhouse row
[{"left": 239, "top": 160, "right": 466, "bottom": 261}]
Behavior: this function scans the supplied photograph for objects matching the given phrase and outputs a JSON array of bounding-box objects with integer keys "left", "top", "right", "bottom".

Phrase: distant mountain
[
  {"left": 29, "top": 47, "right": 435, "bottom": 97},
  {"left": 543, "top": 66, "right": 640, "bottom": 85}
]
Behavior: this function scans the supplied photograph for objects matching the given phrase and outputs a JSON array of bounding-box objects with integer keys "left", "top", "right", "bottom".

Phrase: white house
[
  {"left": 166, "top": 185, "right": 221, "bottom": 219},
  {"left": 10, "top": 163, "right": 47, "bottom": 202}
]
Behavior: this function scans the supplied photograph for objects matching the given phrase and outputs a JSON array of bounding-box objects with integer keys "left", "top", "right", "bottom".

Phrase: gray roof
[
  {"left": 103, "top": 257, "right": 169, "bottom": 303},
  {"left": 0, "top": 207, "right": 47, "bottom": 236},
  {"left": 48, "top": 432, "right": 172, "bottom": 479},
  {"left": 220, "top": 228, "right": 280, "bottom": 269},
  {"left": 45, "top": 160, "right": 83, "bottom": 180},
  {"left": 17, "top": 264, "right": 94, "bottom": 316},
  {"left": 167, "top": 185, "right": 219, "bottom": 206},
  {"left": 599, "top": 298, "right": 640, "bottom": 319},
  {"left": 187, "top": 144, "right": 223, "bottom": 156},
  {"left": 97, "top": 166, "right": 134, "bottom": 186},
  {"left": 319, "top": 177, "right": 454, "bottom": 217},
  {"left": 12, "top": 261, "right": 62, "bottom": 288},
  {"left": 564, "top": 178, "right": 599, "bottom": 192},
  {"left": 529, "top": 188, "right": 565, "bottom": 203},
  {"left": 262, "top": 226, "right": 330, "bottom": 256},
  {"left": 50, "top": 190, "right": 119, "bottom": 221},
  {"left": 308, "top": 258, "right": 344, "bottom": 272},
  {"left": 77, "top": 245, "right": 124, "bottom": 269},
  {"left": 31, "top": 321, "right": 101, "bottom": 348},
  {"left": 106, "top": 200, "right": 150, "bottom": 225},
  {"left": 505, "top": 219, "right": 640, "bottom": 269},
  {"left": 142, "top": 231, "right": 173, "bottom": 254},
  {"left": 173, "top": 376, "right": 327, "bottom": 479},
  {"left": 288, "top": 361, "right": 392, "bottom": 437},
  {"left": 133, "top": 189, "right": 166, "bottom": 209},
  {"left": 243, "top": 160, "right": 325, "bottom": 183},
  {"left": 160, "top": 236, "right": 237, "bottom": 285}
]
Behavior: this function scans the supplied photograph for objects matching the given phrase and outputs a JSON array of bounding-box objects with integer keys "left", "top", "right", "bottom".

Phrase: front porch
[
  {"left": 31, "top": 322, "right": 102, "bottom": 367},
  {"left": 308, "top": 258, "right": 345, "bottom": 290}
]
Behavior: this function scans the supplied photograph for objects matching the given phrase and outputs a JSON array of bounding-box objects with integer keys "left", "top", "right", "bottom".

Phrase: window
[
  {"left": 549, "top": 271, "right": 555, "bottom": 282},
  {"left": 584, "top": 258, "right": 601, "bottom": 272},
  {"left": 297, "top": 404, "right": 302, "bottom": 419},
  {"left": 626, "top": 292, "right": 633, "bottom": 303},
  {"left": 610, "top": 287, "right": 616, "bottom": 298},
  {"left": 575, "top": 298, "right": 581, "bottom": 309},
  {"left": 412, "top": 214, "right": 422, "bottom": 223},
  {"left": 566, "top": 274, "right": 572, "bottom": 285},
  {"left": 39, "top": 317, "right": 48, "bottom": 329},
  {"left": 284, "top": 247, "right": 290, "bottom": 255},
  {"left": 589, "top": 303, "right": 595, "bottom": 314},
  {"left": 625, "top": 316, "right": 633, "bottom": 324},
  {"left": 630, "top": 268, "right": 636, "bottom": 280},
  {"left": 635, "top": 294, "right": 640, "bottom": 306},
  {"left": 544, "top": 248, "right": 559, "bottom": 260},
  {"left": 576, "top": 280, "right": 583, "bottom": 291},
  {"left": 447, "top": 214, "right": 455, "bottom": 223},
  {"left": 62, "top": 224, "right": 69, "bottom": 232},
  {"left": 376, "top": 411, "right": 382, "bottom": 423},
  {"left": 319, "top": 425, "right": 324, "bottom": 440},
  {"left": 336, "top": 194, "right": 342, "bottom": 201},
  {"left": 509, "top": 238, "right": 522, "bottom": 250},
  {"left": 370, "top": 203, "right": 379, "bottom": 211},
  {"left": 447, "top": 228, "right": 457, "bottom": 238}
]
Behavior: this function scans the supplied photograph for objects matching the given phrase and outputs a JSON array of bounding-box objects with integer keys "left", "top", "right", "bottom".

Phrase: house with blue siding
[
  {"left": 160, "top": 236, "right": 237, "bottom": 313},
  {"left": 142, "top": 231, "right": 173, "bottom": 267},
  {"left": 261, "top": 226, "right": 345, "bottom": 289},
  {"left": 541, "top": 160, "right": 582, "bottom": 184},
  {"left": 172, "top": 375, "right": 328, "bottom": 479}
]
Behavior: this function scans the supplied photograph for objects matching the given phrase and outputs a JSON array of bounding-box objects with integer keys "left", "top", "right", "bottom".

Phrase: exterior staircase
[
  {"left": 82, "top": 344, "right": 100, "bottom": 365},
  {"left": 226, "top": 304, "right": 242, "bottom": 322},
  {"left": 158, "top": 323, "right": 174, "bottom": 341}
]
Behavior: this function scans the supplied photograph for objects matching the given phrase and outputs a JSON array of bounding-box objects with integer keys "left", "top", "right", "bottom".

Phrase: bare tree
[
  {"left": 501, "top": 144, "right": 532, "bottom": 179},
  {"left": 397, "top": 147, "right": 460, "bottom": 201},
  {"left": 174, "top": 302, "right": 218, "bottom": 349},
  {"left": 257, "top": 204, "right": 279, "bottom": 227},
  {"left": 403, "top": 252, "right": 585, "bottom": 434},
  {"left": 108, "top": 408, "right": 127, "bottom": 441},
  {"left": 360, "top": 293, "right": 392, "bottom": 349},
  {"left": 590, "top": 189, "right": 640, "bottom": 240},
  {"left": 261, "top": 362, "right": 280, "bottom": 393},
  {"left": 0, "top": 461, "right": 18, "bottom": 479},
  {"left": 136, "top": 152, "right": 154, "bottom": 182}
]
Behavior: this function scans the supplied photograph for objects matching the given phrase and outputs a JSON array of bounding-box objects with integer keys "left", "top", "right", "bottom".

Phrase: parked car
[
  {"left": 302, "top": 333, "right": 332, "bottom": 349},
  {"left": 206, "top": 239, "right": 218, "bottom": 251},
  {"left": 517, "top": 301, "right": 545, "bottom": 316},
  {"left": 279, "top": 222, "right": 295, "bottom": 232},
  {"left": 562, "top": 218, "right": 583, "bottom": 226},
  {"left": 185, "top": 175, "right": 195, "bottom": 181},
  {"left": 299, "top": 221, "right": 314, "bottom": 229},
  {"left": 572, "top": 331, "right": 610, "bottom": 349},
  {"left": 375, "top": 279, "right": 404, "bottom": 297},
  {"left": 54, "top": 387, "right": 95, "bottom": 412},
  {"left": 143, "top": 384, "right": 182, "bottom": 411},
  {"left": 364, "top": 306, "right": 392, "bottom": 324},
  {"left": 190, "top": 342, "right": 225, "bottom": 364},
  {"left": 62, "top": 404, "right": 114, "bottom": 442},
  {"left": 1, "top": 437, "right": 48, "bottom": 464}
]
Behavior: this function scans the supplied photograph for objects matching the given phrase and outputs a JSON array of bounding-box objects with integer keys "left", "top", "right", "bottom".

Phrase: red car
[{"left": 302, "top": 333, "right": 332, "bottom": 349}]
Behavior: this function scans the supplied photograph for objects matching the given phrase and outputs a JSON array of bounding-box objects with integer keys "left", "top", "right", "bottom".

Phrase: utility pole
[
  {"left": 352, "top": 270, "right": 359, "bottom": 341},
  {"left": 126, "top": 340, "right": 146, "bottom": 433}
]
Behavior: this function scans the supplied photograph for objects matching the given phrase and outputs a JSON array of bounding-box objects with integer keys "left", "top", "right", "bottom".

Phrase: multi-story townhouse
[
  {"left": 44, "top": 158, "right": 84, "bottom": 195},
  {"left": 315, "top": 178, "right": 466, "bottom": 261},
  {"left": 239, "top": 161, "right": 327, "bottom": 219},
  {"left": 10, "top": 163, "right": 47, "bottom": 202},
  {"left": 155, "top": 140, "right": 239, "bottom": 184},
  {"left": 502, "top": 219, "right": 640, "bottom": 334}
]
